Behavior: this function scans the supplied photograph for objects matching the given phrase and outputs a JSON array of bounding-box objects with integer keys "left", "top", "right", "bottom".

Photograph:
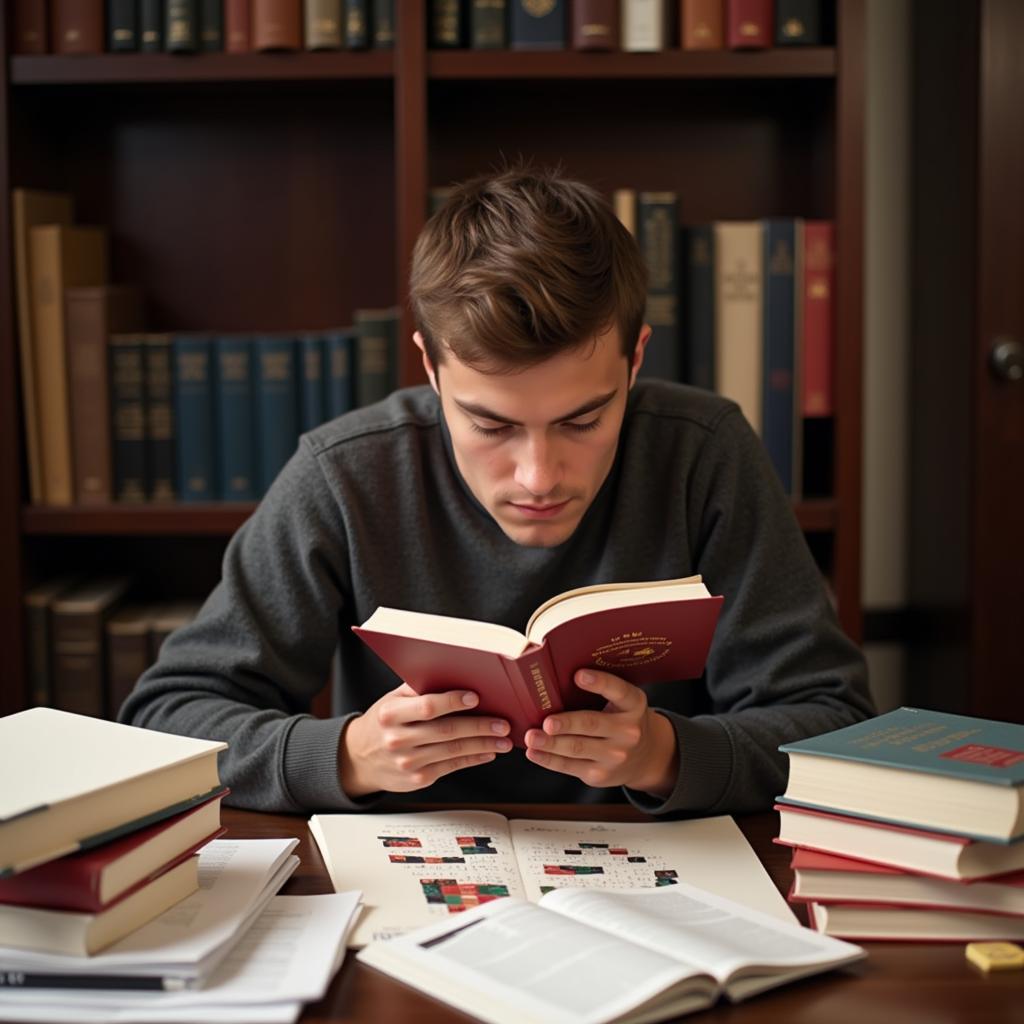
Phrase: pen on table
[{"left": 0, "top": 970, "right": 195, "bottom": 991}]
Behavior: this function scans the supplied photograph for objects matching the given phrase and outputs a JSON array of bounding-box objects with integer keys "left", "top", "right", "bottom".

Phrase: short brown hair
[{"left": 410, "top": 166, "right": 647, "bottom": 372}]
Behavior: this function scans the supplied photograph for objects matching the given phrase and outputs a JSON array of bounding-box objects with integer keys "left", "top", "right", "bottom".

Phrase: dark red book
[
  {"left": 0, "top": 791, "right": 226, "bottom": 913},
  {"left": 13, "top": 0, "right": 48, "bottom": 54},
  {"left": 225, "top": 0, "right": 252, "bottom": 52},
  {"left": 252, "top": 0, "right": 302, "bottom": 50},
  {"left": 572, "top": 0, "right": 619, "bottom": 51},
  {"left": 801, "top": 220, "right": 835, "bottom": 417},
  {"left": 727, "top": 0, "right": 771, "bottom": 49},
  {"left": 354, "top": 576, "right": 722, "bottom": 745},
  {"left": 52, "top": 0, "right": 104, "bottom": 54}
]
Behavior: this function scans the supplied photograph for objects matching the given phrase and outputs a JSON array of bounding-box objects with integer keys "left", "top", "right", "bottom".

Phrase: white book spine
[{"left": 622, "top": 0, "right": 666, "bottom": 52}]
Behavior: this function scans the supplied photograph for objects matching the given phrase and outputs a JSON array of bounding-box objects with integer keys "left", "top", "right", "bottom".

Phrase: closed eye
[
  {"left": 468, "top": 421, "right": 514, "bottom": 437},
  {"left": 562, "top": 417, "right": 602, "bottom": 434}
]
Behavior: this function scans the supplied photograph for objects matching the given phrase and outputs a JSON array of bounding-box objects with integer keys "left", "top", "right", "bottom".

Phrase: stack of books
[
  {"left": 0, "top": 708, "right": 227, "bottom": 956},
  {"left": 775, "top": 706, "right": 1024, "bottom": 941}
]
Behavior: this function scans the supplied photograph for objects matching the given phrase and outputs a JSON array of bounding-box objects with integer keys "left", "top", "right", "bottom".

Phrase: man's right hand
[{"left": 338, "top": 683, "right": 513, "bottom": 797}]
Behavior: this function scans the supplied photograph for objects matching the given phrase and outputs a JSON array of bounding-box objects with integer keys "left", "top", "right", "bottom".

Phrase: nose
[{"left": 513, "top": 432, "right": 562, "bottom": 497}]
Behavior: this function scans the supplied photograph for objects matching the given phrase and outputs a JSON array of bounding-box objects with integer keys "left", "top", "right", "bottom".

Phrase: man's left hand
[{"left": 523, "top": 669, "right": 678, "bottom": 798}]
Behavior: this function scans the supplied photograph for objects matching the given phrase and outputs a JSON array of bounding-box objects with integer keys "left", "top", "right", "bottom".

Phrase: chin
[{"left": 498, "top": 519, "right": 579, "bottom": 549}]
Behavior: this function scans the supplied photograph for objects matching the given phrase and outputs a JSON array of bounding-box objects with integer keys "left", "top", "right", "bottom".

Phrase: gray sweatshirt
[{"left": 120, "top": 381, "right": 874, "bottom": 814}]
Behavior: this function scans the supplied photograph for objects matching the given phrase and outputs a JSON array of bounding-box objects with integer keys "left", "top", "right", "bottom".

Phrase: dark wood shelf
[
  {"left": 22, "top": 504, "right": 256, "bottom": 536},
  {"left": 22, "top": 500, "right": 836, "bottom": 537},
  {"left": 428, "top": 48, "right": 835, "bottom": 80},
  {"left": 9, "top": 51, "right": 394, "bottom": 85}
]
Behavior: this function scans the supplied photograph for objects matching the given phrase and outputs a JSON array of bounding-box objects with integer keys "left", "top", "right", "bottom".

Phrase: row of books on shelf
[
  {"left": 429, "top": 0, "right": 830, "bottom": 53},
  {"left": 12, "top": 0, "right": 396, "bottom": 55},
  {"left": 775, "top": 706, "right": 1024, "bottom": 942},
  {"left": 24, "top": 574, "right": 201, "bottom": 722}
]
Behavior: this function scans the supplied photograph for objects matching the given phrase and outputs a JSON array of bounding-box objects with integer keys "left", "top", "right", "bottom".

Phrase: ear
[
  {"left": 413, "top": 331, "right": 440, "bottom": 394},
  {"left": 628, "top": 325, "right": 652, "bottom": 388}
]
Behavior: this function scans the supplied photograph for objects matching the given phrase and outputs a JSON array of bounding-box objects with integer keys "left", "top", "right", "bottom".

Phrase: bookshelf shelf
[
  {"left": 427, "top": 48, "right": 836, "bottom": 80},
  {"left": 20, "top": 501, "right": 837, "bottom": 537},
  {"left": 9, "top": 51, "right": 395, "bottom": 86}
]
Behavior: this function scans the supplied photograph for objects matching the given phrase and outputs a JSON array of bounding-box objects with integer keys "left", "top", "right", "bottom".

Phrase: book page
[
  {"left": 358, "top": 898, "right": 716, "bottom": 1024},
  {"left": 540, "top": 884, "right": 864, "bottom": 1001},
  {"left": 357, "top": 607, "right": 529, "bottom": 657},
  {"left": 525, "top": 577, "right": 707, "bottom": 642},
  {"left": 311, "top": 811, "right": 528, "bottom": 947},
  {"left": 509, "top": 816, "right": 795, "bottom": 924}
]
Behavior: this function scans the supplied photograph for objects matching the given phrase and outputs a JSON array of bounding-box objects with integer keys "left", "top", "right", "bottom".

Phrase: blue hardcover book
[
  {"left": 299, "top": 334, "right": 326, "bottom": 432},
  {"left": 172, "top": 334, "right": 217, "bottom": 502},
  {"left": 684, "top": 225, "right": 715, "bottom": 391},
  {"left": 637, "top": 192, "right": 681, "bottom": 382},
  {"left": 355, "top": 308, "right": 398, "bottom": 408},
  {"left": 325, "top": 329, "right": 357, "bottom": 419},
  {"left": 780, "top": 707, "right": 1024, "bottom": 843},
  {"left": 761, "top": 219, "right": 797, "bottom": 494},
  {"left": 213, "top": 335, "right": 257, "bottom": 501},
  {"left": 254, "top": 335, "right": 300, "bottom": 494},
  {"left": 509, "top": 0, "right": 566, "bottom": 49}
]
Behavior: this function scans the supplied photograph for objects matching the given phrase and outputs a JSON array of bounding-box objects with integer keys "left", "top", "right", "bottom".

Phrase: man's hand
[
  {"left": 338, "top": 683, "right": 513, "bottom": 797},
  {"left": 524, "top": 669, "right": 678, "bottom": 798}
]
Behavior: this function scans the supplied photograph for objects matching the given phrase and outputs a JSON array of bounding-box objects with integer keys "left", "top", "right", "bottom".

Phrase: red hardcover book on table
[
  {"left": 354, "top": 576, "right": 722, "bottom": 746},
  {"left": 800, "top": 220, "right": 835, "bottom": 417},
  {"left": 727, "top": 0, "right": 771, "bottom": 49},
  {"left": 789, "top": 847, "right": 1024, "bottom": 916},
  {"left": 0, "top": 790, "right": 226, "bottom": 913}
]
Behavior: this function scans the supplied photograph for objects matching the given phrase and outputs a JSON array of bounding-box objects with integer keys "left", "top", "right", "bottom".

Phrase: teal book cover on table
[{"left": 780, "top": 707, "right": 1024, "bottom": 787}]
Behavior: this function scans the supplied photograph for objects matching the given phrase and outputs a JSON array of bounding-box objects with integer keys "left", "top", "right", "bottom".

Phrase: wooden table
[{"left": 225, "top": 805, "right": 1022, "bottom": 1024}]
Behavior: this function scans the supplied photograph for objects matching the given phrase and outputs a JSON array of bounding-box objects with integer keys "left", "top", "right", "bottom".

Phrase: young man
[{"left": 121, "top": 167, "right": 874, "bottom": 815}]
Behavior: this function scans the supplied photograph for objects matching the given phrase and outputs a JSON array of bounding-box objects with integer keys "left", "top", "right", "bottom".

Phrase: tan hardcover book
[
  {"left": 65, "top": 286, "right": 145, "bottom": 506},
  {"left": 252, "top": 0, "right": 302, "bottom": 50},
  {"left": 0, "top": 855, "right": 199, "bottom": 956},
  {"left": 106, "top": 605, "right": 156, "bottom": 717},
  {"left": 23, "top": 575, "right": 82, "bottom": 708},
  {"left": 28, "top": 224, "right": 109, "bottom": 506},
  {"left": 11, "top": 190, "right": 75, "bottom": 505},
  {"left": 682, "top": 0, "right": 724, "bottom": 49},
  {"left": 0, "top": 707, "right": 225, "bottom": 877},
  {"left": 51, "top": 576, "right": 132, "bottom": 719},
  {"left": 305, "top": 0, "right": 343, "bottom": 49},
  {"left": 713, "top": 221, "right": 763, "bottom": 434}
]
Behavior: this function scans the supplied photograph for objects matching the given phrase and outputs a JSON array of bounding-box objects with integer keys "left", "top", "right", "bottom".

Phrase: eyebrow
[{"left": 452, "top": 390, "right": 619, "bottom": 426}]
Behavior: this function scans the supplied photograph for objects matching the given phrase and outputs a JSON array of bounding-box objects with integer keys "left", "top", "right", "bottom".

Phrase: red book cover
[
  {"left": 572, "top": 0, "right": 619, "bottom": 51},
  {"left": 354, "top": 578, "right": 723, "bottom": 746},
  {"left": 252, "top": 0, "right": 302, "bottom": 51},
  {"left": 0, "top": 790, "right": 226, "bottom": 913},
  {"left": 13, "top": 0, "right": 48, "bottom": 54},
  {"left": 52, "top": 0, "right": 104, "bottom": 54},
  {"left": 727, "top": 0, "right": 771, "bottom": 49},
  {"left": 801, "top": 220, "right": 835, "bottom": 417},
  {"left": 226, "top": 0, "right": 252, "bottom": 52},
  {"left": 682, "top": 0, "right": 724, "bottom": 50}
]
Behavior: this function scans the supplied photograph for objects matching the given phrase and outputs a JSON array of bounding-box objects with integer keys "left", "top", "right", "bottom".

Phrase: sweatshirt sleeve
[
  {"left": 119, "top": 439, "right": 373, "bottom": 813},
  {"left": 627, "top": 406, "right": 876, "bottom": 816}
]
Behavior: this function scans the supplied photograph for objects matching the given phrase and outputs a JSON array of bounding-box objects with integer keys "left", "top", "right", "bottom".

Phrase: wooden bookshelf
[{"left": 0, "top": 2, "right": 864, "bottom": 717}]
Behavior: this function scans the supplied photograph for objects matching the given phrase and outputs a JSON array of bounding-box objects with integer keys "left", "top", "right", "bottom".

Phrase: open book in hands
[
  {"left": 357, "top": 882, "right": 865, "bottom": 1024},
  {"left": 353, "top": 575, "right": 723, "bottom": 745}
]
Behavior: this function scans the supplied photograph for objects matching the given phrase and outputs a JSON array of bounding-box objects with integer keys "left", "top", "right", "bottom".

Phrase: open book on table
[
  {"left": 310, "top": 810, "right": 794, "bottom": 949},
  {"left": 353, "top": 575, "right": 723, "bottom": 744},
  {"left": 357, "top": 882, "right": 865, "bottom": 1024}
]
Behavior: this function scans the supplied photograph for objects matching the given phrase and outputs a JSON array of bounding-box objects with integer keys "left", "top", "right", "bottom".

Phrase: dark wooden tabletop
[{"left": 224, "top": 805, "right": 1023, "bottom": 1024}]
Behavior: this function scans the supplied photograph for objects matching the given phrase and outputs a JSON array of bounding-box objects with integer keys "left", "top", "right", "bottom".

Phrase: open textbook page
[
  {"left": 357, "top": 883, "right": 864, "bottom": 1024},
  {"left": 310, "top": 811, "right": 792, "bottom": 948}
]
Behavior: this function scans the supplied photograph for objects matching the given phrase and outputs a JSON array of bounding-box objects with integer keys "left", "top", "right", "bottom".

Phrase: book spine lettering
[
  {"left": 801, "top": 221, "right": 835, "bottom": 417},
  {"left": 572, "top": 0, "right": 618, "bottom": 51},
  {"left": 432, "top": 0, "right": 464, "bottom": 47},
  {"left": 300, "top": 335, "right": 327, "bottom": 432},
  {"left": 52, "top": 0, "right": 104, "bottom": 53},
  {"left": 727, "top": 0, "right": 771, "bottom": 49},
  {"left": 470, "top": 0, "right": 505, "bottom": 49},
  {"left": 373, "top": 0, "right": 395, "bottom": 47},
  {"left": 215, "top": 337, "right": 258, "bottom": 501},
  {"left": 225, "top": 0, "right": 251, "bottom": 50},
  {"left": 166, "top": 0, "right": 199, "bottom": 51},
  {"left": 682, "top": 0, "right": 724, "bottom": 50},
  {"left": 139, "top": 0, "right": 164, "bottom": 51},
  {"left": 775, "top": 0, "right": 821, "bottom": 46},
  {"left": 306, "top": 0, "right": 343, "bottom": 48},
  {"left": 254, "top": 336, "right": 299, "bottom": 494},
  {"left": 110, "top": 336, "right": 149, "bottom": 503},
  {"left": 107, "top": 0, "right": 139, "bottom": 51},
  {"left": 172, "top": 336, "right": 218, "bottom": 501},
  {"left": 325, "top": 330, "right": 355, "bottom": 418},
  {"left": 344, "top": 0, "right": 369, "bottom": 48},
  {"left": 144, "top": 336, "right": 177, "bottom": 502},
  {"left": 200, "top": 0, "right": 224, "bottom": 50},
  {"left": 637, "top": 192, "right": 681, "bottom": 382}
]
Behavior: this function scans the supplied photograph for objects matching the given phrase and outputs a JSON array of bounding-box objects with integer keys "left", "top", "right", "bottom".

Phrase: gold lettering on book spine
[{"left": 528, "top": 661, "right": 553, "bottom": 711}]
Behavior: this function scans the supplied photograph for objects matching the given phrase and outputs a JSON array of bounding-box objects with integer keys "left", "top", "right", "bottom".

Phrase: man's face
[{"left": 417, "top": 325, "right": 649, "bottom": 548}]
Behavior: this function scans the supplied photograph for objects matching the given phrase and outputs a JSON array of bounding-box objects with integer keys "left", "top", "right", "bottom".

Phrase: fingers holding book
[
  {"left": 337, "top": 682, "right": 513, "bottom": 797},
  {"left": 523, "top": 669, "right": 679, "bottom": 799}
]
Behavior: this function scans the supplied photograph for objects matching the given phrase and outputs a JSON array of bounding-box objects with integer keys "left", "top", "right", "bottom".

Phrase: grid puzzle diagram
[
  {"left": 536, "top": 841, "right": 680, "bottom": 894},
  {"left": 420, "top": 879, "right": 510, "bottom": 912}
]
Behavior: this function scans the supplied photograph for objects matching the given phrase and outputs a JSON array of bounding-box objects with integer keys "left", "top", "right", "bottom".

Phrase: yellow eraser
[{"left": 965, "top": 941, "right": 1024, "bottom": 972}]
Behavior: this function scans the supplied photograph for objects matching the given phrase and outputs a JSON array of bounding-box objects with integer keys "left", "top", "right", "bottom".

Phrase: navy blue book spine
[
  {"left": 354, "top": 311, "right": 396, "bottom": 407},
  {"left": 300, "top": 334, "right": 326, "bottom": 432},
  {"left": 344, "top": 0, "right": 370, "bottom": 48},
  {"left": 636, "top": 192, "right": 681, "bottom": 382},
  {"left": 254, "top": 335, "right": 300, "bottom": 494},
  {"left": 172, "top": 335, "right": 218, "bottom": 501},
  {"left": 325, "top": 329, "right": 356, "bottom": 418},
  {"left": 684, "top": 226, "right": 715, "bottom": 391},
  {"left": 109, "top": 335, "right": 148, "bottom": 503},
  {"left": 143, "top": 334, "right": 177, "bottom": 502},
  {"left": 761, "top": 219, "right": 797, "bottom": 494},
  {"left": 509, "top": 0, "right": 566, "bottom": 49},
  {"left": 214, "top": 335, "right": 258, "bottom": 501}
]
